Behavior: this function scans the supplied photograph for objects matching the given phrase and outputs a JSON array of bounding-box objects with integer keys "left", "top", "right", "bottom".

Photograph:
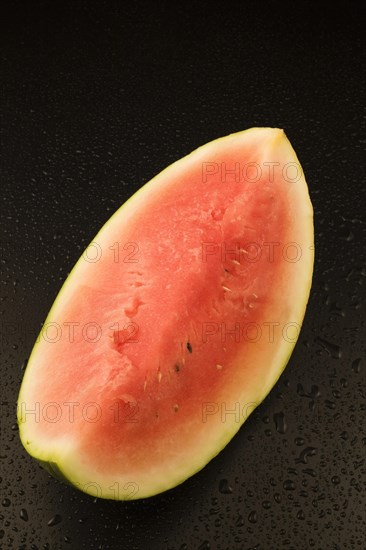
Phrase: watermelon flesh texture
[{"left": 18, "top": 128, "right": 314, "bottom": 499}]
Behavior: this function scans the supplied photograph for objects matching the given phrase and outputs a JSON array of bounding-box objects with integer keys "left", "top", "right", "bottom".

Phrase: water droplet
[
  {"left": 339, "top": 228, "right": 354, "bottom": 241},
  {"left": 315, "top": 337, "right": 341, "bottom": 359},
  {"left": 295, "top": 447, "right": 317, "bottom": 464},
  {"left": 331, "top": 476, "right": 340, "bottom": 485},
  {"left": 20, "top": 359, "right": 28, "bottom": 371},
  {"left": 352, "top": 358, "right": 362, "bottom": 373},
  {"left": 283, "top": 480, "right": 295, "bottom": 491},
  {"left": 274, "top": 411, "right": 287, "bottom": 434},
  {"left": 47, "top": 514, "right": 62, "bottom": 526},
  {"left": 219, "top": 479, "right": 233, "bottom": 494},
  {"left": 303, "top": 468, "right": 316, "bottom": 477},
  {"left": 296, "top": 510, "right": 305, "bottom": 520},
  {"left": 354, "top": 459, "right": 364, "bottom": 470},
  {"left": 2, "top": 498, "right": 11, "bottom": 507},
  {"left": 297, "top": 384, "right": 320, "bottom": 398},
  {"left": 235, "top": 514, "right": 244, "bottom": 527},
  {"left": 262, "top": 500, "right": 271, "bottom": 509},
  {"left": 20, "top": 508, "right": 28, "bottom": 521},
  {"left": 295, "top": 437, "right": 305, "bottom": 446},
  {"left": 248, "top": 511, "right": 257, "bottom": 523}
]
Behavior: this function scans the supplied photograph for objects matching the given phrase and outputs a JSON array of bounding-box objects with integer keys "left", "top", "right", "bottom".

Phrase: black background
[{"left": 1, "top": 1, "right": 365, "bottom": 549}]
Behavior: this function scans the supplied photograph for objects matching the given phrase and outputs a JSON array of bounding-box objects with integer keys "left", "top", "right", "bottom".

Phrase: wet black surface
[{"left": 1, "top": 2, "right": 365, "bottom": 549}]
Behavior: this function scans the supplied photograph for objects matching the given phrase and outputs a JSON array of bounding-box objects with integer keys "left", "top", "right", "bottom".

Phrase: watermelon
[{"left": 17, "top": 128, "right": 314, "bottom": 500}]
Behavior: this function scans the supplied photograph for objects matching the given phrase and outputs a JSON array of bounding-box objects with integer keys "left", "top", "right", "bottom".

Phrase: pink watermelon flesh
[{"left": 18, "top": 128, "right": 314, "bottom": 499}]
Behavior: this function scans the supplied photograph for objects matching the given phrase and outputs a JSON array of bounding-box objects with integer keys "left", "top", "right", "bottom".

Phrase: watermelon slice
[{"left": 17, "top": 128, "right": 314, "bottom": 500}]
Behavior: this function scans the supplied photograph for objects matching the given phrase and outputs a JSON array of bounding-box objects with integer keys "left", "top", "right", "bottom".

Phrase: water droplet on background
[
  {"left": 20, "top": 508, "right": 28, "bottom": 521},
  {"left": 315, "top": 337, "right": 341, "bottom": 359},
  {"left": 219, "top": 479, "right": 233, "bottom": 494},
  {"left": 273, "top": 411, "right": 287, "bottom": 434},
  {"left": 283, "top": 480, "right": 295, "bottom": 491},
  {"left": 248, "top": 511, "right": 257, "bottom": 523},
  {"left": 47, "top": 514, "right": 62, "bottom": 527},
  {"left": 352, "top": 358, "right": 362, "bottom": 373}
]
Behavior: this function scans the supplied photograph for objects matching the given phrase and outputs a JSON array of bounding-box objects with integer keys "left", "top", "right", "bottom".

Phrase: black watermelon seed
[{"left": 187, "top": 342, "right": 192, "bottom": 353}]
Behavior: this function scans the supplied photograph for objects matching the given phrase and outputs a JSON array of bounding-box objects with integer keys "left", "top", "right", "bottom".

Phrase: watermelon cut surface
[{"left": 18, "top": 128, "right": 314, "bottom": 499}]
